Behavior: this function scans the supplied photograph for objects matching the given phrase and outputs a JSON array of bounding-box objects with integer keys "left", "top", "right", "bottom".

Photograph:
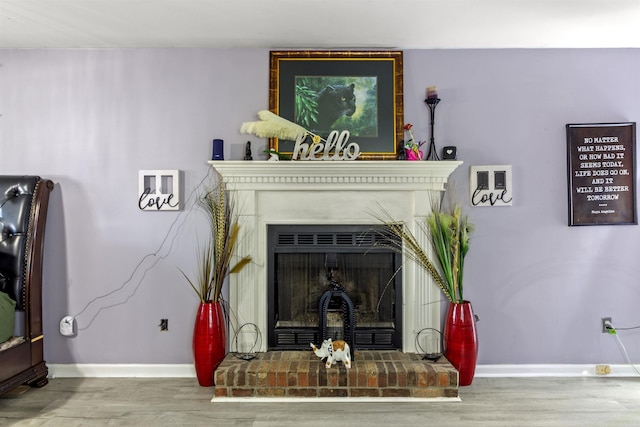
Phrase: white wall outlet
[{"left": 60, "top": 316, "right": 76, "bottom": 336}]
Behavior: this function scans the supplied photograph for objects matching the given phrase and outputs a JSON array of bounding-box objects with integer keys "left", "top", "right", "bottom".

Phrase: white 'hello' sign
[{"left": 292, "top": 130, "right": 361, "bottom": 161}]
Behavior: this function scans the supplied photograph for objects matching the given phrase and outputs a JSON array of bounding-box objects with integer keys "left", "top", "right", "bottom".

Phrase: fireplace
[
  {"left": 209, "top": 160, "right": 462, "bottom": 355},
  {"left": 267, "top": 224, "right": 402, "bottom": 350}
]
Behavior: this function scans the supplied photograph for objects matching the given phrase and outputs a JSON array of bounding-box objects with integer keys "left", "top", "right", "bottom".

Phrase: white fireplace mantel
[
  {"left": 209, "top": 160, "right": 462, "bottom": 353},
  {"left": 209, "top": 160, "right": 462, "bottom": 190}
]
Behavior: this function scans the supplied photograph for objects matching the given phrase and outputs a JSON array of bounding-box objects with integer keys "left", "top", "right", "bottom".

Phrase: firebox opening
[{"left": 268, "top": 224, "right": 402, "bottom": 350}]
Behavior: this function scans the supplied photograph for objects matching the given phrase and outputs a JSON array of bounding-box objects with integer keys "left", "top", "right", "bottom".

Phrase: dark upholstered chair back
[
  {"left": 0, "top": 175, "right": 53, "bottom": 394},
  {"left": 0, "top": 176, "right": 52, "bottom": 311}
]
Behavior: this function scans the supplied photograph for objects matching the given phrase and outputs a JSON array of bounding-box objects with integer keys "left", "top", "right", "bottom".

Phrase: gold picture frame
[{"left": 269, "top": 50, "right": 404, "bottom": 160}]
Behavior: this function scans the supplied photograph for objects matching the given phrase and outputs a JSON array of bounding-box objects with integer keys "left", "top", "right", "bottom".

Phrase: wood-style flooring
[{"left": 1, "top": 377, "right": 640, "bottom": 426}]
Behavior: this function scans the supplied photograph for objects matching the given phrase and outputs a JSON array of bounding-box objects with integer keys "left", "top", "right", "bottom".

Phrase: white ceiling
[{"left": 1, "top": 0, "right": 639, "bottom": 49}]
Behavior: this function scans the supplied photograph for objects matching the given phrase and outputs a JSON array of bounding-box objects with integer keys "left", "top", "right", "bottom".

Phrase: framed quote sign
[{"left": 566, "top": 122, "right": 636, "bottom": 226}]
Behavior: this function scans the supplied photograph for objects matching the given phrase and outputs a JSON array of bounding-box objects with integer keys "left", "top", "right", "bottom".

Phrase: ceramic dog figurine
[{"left": 310, "top": 339, "right": 351, "bottom": 369}]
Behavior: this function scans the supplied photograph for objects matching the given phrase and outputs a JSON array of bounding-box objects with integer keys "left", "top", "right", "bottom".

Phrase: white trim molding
[
  {"left": 49, "top": 364, "right": 196, "bottom": 378},
  {"left": 476, "top": 364, "right": 640, "bottom": 378},
  {"left": 48, "top": 363, "right": 639, "bottom": 379}
]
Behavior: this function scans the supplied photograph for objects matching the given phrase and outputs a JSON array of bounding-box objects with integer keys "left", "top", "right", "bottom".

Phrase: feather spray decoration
[{"left": 240, "top": 110, "right": 310, "bottom": 141}]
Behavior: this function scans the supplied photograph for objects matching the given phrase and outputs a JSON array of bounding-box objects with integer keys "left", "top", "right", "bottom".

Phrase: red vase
[
  {"left": 444, "top": 301, "right": 478, "bottom": 386},
  {"left": 192, "top": 301, "right": 227, "bottom": 387}
]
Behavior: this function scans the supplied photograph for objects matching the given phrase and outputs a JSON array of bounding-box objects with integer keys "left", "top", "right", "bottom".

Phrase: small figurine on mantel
[
  {"left": 243, "top": 141, "right": 253, "bottom": 160},
  {"left": 397, "top": 140, "right": 407, "bottom": 160},
  {"left": 310, "top": 339, "right": 352, "bottom": 369}
]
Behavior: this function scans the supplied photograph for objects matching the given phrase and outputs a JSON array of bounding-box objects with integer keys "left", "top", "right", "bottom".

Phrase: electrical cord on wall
[
  {"left": 604, "top": 319, "right": 640, "bottom": 376},
  {"left": 72, "top": 167, "right": 215, "bottom": 331},
  {"left": 611, "top": 325, "right": 640, "bottom": 331}
]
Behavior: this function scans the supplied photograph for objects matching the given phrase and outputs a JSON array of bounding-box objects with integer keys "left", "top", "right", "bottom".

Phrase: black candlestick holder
[{"left": 424, "top": 98, "right": 441, "bottom": 160}]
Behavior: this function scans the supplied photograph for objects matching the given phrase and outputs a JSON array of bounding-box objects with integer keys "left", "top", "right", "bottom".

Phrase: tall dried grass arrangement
[
  {"left": 180, "top": 174, "right": 251, "bottom": 303},
  {"left": 372, "top": 194, "right": 473, "bottom": 303}
]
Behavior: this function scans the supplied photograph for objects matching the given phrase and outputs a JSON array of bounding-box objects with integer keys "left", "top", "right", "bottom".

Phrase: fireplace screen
[{"left": 268, "top": 225, "right": 402, "bottom": 350}]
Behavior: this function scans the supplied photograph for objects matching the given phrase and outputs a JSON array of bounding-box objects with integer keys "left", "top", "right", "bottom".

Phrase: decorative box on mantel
[{"left": 209, "top": 160, "right": 463, "bottom": 354}]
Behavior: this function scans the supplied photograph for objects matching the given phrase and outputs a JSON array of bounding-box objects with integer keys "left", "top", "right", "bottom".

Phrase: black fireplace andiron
[{"left": 318, "top": 255, "right": 356, "bottom": 356}]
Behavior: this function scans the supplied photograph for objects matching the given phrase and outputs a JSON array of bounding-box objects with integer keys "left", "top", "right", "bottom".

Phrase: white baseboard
[
  {"left": 48, "top": 363, "right": 639, "bottom": 378},
  {"left": 475, "top": 364, "right": 639, "bottom": 378},
  {"left": 49, "top": 364, "right": 196, "bottom": 378}
]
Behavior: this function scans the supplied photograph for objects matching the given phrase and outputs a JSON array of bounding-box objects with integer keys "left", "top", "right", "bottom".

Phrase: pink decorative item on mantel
[
  {"left": 406, "top": 149, "right": 423, "bottom": 160},
  {"left": 403, "top": 123, "right": 425, "bottom": 160}
]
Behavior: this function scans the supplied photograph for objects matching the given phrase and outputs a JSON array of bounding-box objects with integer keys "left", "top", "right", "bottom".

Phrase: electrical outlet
[
  {"left": 595, "top": 364, "right": 611, "bottom": 375},
  {"left": 60, "top": 316, "right": 75, "bottom": 336},
  {"left": 602, "top": 317, "right": 612, "bottom": 333}
]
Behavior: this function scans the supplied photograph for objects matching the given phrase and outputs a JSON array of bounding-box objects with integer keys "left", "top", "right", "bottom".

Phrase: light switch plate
[
  {"left": 138, "top": 170, "right": 180, "bottom": 211},
  {"left": 470, "top": 165, "right": 513, "bottom": 207}
]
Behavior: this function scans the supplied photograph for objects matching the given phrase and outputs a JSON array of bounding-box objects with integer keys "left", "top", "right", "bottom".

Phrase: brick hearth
[{"left": 213, "top": 350, "right": 458, "bottom": 398}]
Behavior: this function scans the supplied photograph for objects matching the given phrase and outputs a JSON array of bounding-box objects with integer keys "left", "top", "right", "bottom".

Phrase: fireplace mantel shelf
[{"left": 209, "top": 160, "right": 463, "bottom": 190}]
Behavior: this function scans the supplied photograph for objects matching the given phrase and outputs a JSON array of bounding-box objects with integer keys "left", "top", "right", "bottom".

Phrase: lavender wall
[{"left": 0, "top": 48, "right": 638, "bottom": 365}]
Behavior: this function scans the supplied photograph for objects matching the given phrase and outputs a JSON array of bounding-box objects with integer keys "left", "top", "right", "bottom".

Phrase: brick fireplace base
[{"left": 213, "top": 351, "right": 459, "bottom": 399}]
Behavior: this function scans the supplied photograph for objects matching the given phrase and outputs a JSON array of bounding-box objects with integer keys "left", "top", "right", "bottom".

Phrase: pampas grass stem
[{"left": 181, "top": 172, "right": 251, "bottom": 303}]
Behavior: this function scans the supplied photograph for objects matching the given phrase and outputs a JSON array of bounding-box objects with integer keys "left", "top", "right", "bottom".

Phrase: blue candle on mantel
[
  {"left": 212, "top": 139, "right": 224, "bottom": 160},
  {"left": 427, "top": 85, "right": 438, "bottom": 99}
]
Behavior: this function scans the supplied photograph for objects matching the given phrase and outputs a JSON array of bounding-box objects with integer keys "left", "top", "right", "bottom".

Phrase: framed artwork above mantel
[{"left": 269, "top": 50, "right": 404, "bottom": 160}]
